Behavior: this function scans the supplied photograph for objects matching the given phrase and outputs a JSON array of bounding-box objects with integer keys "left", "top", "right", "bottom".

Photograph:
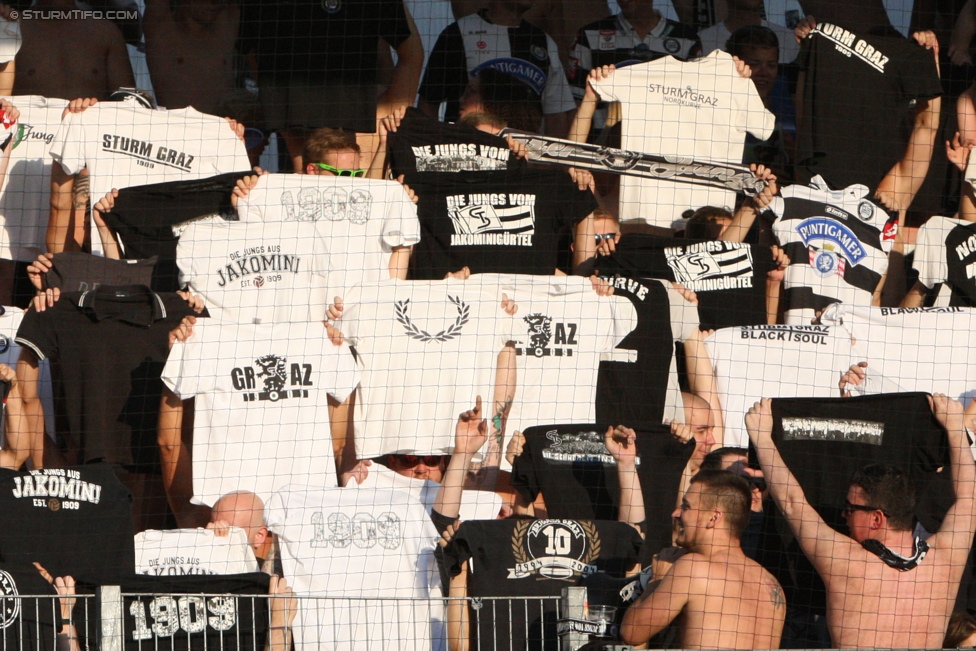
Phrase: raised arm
[
  {"left": 928, "top": 394, "right": 976, "bottom": 568},
  {"left": 720, "top": 165, "right": 778, "bottom": 243},
  {"left": 682, "top": 330, "right": 724, "bottom": 445},
  {"left": 568, "top": 65, "right": 615, "bottom": 144},
  {"left": 466, "top": 344, "right": 516, "bottom": 490},
  {"left": 606, "top": 425, "right": 644, "bottom": 526},
  {"left": 432, "top": 396, "right": 488, "bottom": 521},
  {"left": 746, "top": 399, "right": 851, "bottom": 577},
  {"left": 874, "top": 32, "right": 941, "bottom": 212}
]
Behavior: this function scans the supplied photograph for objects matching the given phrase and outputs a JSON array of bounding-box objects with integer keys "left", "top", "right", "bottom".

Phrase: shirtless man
[
  {"left": 143, "top": 0, "right": 240, "bottom": 114},
  {"left": 14, "top": 0, "right": 134, "bottom": 99},
  {"left": 620, "top": 468, "right": 786, "bottom": 649},
  {"left": 746, "top": 395, "right": 976, "bottom": 649}
]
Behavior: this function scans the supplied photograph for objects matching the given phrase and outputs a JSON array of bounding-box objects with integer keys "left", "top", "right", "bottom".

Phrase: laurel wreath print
[
  {"left": 395, "top": 295, "right": 470, "bottom": 343},
  {"left": 581, "top": 521, "right": 600, "bottom": 564},
  {"left": 510, "top": 520, "right": 601, "bottom": 568},
  {"left": 512, "top": 519, "right": 532, "bottom": 564}
]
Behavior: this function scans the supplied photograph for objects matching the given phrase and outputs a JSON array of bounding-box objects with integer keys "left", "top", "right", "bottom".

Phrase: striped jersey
[
  {"left": 567, "top": 14, "right": 701, "bottom": 99},
  {"left": 768, "top": 176, "right": 897, "bottom": 324},
  {"left": 419, "top": 10, "right": 575, "bottom": 122},
  {"left": 912, "top": 215, "right": 976, "bottom": 307}
]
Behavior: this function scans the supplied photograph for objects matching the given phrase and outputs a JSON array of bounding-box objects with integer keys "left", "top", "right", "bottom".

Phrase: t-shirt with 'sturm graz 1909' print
[
  {"left": 704, "top": 324, "right": 857, "bottom": 447},
  {"left": 49, "top": 100, "right": 251, "bottom": 255},
  {"left": 796, "top": 21, "right": 942, "bottom": 191},
  {"left": 387, "top": 107, "right": 520, "bottom": 177},
  {"left": 404, "top": 168, "right": 597, "bottom": 279},
  {"left": 589, "top": 50, "right": 774, "bottom": 227},
  {"left": 768, "top": 176, "right": 897, "bottom": 324}
]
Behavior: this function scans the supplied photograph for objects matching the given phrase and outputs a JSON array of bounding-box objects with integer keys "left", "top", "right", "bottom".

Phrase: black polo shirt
[{"left": 16, "top": 286, "right": 197, "bottom": 469}]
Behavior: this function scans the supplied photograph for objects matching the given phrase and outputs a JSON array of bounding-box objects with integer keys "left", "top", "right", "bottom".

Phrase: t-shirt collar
[
  {"left": 616, "top": 13, "right": 668, "bottom": 42},
  {"left": 75, "top": 285, "right": 167, "bottom": 326}
]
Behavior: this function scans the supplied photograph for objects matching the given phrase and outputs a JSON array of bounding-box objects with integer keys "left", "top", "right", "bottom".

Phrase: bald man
[
  {"left": 680, "top": 392, "right": 716, "bottom": 469},
  {"left": 209, "top": 490, "right": 271, "bottom": 564}
]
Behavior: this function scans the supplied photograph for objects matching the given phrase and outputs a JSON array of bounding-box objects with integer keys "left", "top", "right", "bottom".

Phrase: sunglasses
[
  {"left": 843, "top": 501, "right": 888, "bottom": 517},
  {"left": 392, "top": 454, "right": 444, "bottom": 468},
  {"left": 594, "top": 232, "right": 617, "bottom": 245},
  {"left": 313, "top": 162, "right": 365, "bottom": 177}
]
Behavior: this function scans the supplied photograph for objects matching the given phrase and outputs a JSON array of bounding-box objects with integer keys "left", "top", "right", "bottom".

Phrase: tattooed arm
[
  {"left": 69, "top": 170, "right": 94, "bottom": 252},
  {"left": 466, "top": 344, "right": 516, "bottom": 491}
]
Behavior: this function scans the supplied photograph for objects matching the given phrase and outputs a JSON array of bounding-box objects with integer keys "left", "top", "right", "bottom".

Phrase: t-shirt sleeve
[
  {"left": 377, "top": 0, "right": 413, "bottom": 50},
  {"left": 609, "top": 295, "right": 638, "bottom": 348},
  {"left": 175, "top": 229, "right": 199, "bottom": 289},
  {"left": 442, "top": 522, "right": 476, "bottom": 577},
  {"left": 508, "top": 444, "right": 541, "bottom": 503},
  {"left": 589, "top": 67, "right": 624, "bottom": 103},
  {"left": 797, "top": 33, "right": 813, "bottom": 72},
  {"left": 264, "top": 491, "right": 286, "bottom": 531},
  {"left": 899, "top": 42, "right": 942, "bottom": 100},
  {"left": 429, "top": 508, "right": 457, "bottom": 535},
  {"left": 335, "top": 287, "right": 362, "bottom": 346},
  {"left": 14, "top": 308, "right": 57, "bottom": 361},
  {"left": 733, "top": 68, "right": 775, "bottom": 140},
  {"left": 161, "top": 338, "right": 202, "bottom": 399},
  {"left": 419, "top": 23, "right": 469, "bottom": 105},
  {"left": 382, "top": 186, "right": 422, "bottom": 248},
  {"left": 322, "top": 342, "right": 361, "bottom": 403},
  {"left": 912, "top": 218, "right": 949, "bottom": 289},
  {"left": 965, "top": 154, "right": 976, "bottom": 189},
  {"left": 541, "top": 36, "right": 577, "bottom": 115},
  {"left": 555, "top": 179, "right": 599, "bottom": 229},
  {"left": 50, "top": 113, "right": 88, "bottom": 176},
  {"left": 665, "top": 283, "right": 701, "bottom": 341}
]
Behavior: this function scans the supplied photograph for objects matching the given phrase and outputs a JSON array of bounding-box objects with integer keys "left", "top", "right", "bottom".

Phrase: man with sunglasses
[
  {"left": 295, "top": 126, "right": 416, "bottom": 285},
  {"left": 302, "top": 128, "right": 366, "bottom": 178},
  {"left": 747, "top": 395, "right": 976, "bottom": 649},
  {"left": 385, "top": 452, "right": 448, "bottom": 483}
]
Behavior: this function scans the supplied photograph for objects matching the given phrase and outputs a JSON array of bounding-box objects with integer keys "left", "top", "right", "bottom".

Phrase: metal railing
[{"left": 2, "top": 587, "right": 620, "bottom": 651}]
